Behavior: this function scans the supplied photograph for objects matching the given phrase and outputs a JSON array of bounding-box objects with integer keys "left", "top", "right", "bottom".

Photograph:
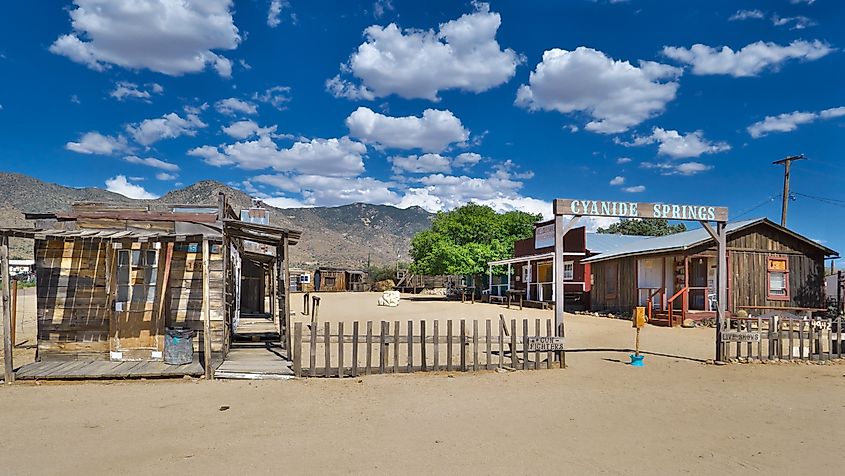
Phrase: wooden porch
[{"left": 14, "top": 359, "right": 205, "bottom": 380}]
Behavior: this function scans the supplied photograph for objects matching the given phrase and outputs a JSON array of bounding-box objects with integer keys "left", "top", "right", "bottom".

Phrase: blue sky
[{"left": 0, "top": 0, "right": 843, "bottom": 262}]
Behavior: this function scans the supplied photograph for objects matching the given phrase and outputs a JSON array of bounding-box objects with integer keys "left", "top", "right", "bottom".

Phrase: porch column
[
  {"left": 283, "top": 235, "right": 291, "bottom": 355},
  {"left": 2, "top": 236, "right": 14, "bottom": 383},
  {"left": 488, "top": 265, "right": 492, "bottom": 296},
  {"left": 202, "top": 238, "right": 213, "bottom": 380},
  {"left": 715, "top": 222, "right": 728, "bottom": 362},
  {"left": 507, "top": 263, "right": 512, "bottom": 294},
  {"left": 526, "top": 258, "right": 532, "bottom": 300}
]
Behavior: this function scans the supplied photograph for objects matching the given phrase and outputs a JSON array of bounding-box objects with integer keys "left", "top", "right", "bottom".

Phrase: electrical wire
[
  {"left": 731, "top": 194, "right": 781, "bottom": 220},
  {"left": 793, "top": 192, "right": 845, "bottom": 209}
]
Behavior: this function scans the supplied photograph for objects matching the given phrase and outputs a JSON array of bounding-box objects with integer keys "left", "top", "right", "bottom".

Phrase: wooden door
[{"left": 109, "top": 246, "right": 165, "bottom": 361}]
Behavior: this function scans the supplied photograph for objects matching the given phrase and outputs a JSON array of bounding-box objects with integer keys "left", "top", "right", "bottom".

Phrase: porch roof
[
  {"left": 582, "top": 217, "right": 838, "bottom": 264},
  {"left": 488, "top": 251, "right": 585, "bottom": 267},
  {"left": 0, "top": 227, "right": 211, "bottom": 243}
]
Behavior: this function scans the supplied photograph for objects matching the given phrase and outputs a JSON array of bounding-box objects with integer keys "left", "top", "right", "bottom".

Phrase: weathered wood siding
[
  {"left": 36, "top": 239, "right": 110, "bottom": 358},
  {"left": 167, "top": 245, "right": 225, "bottom": 352},
  {"left": 728, "top": 224, "right": 825, "bottom": 310},
  {"left": 590, "top": 256, "right": 638, "bottom": 313}
]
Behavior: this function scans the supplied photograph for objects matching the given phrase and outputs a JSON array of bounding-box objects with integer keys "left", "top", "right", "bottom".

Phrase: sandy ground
[{"left": 1, "top": 291, "right": 844, "bottom": 474}]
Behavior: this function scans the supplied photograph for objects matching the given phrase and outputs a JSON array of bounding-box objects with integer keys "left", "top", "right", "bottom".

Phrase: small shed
[{"left": 314, "top": 267, "right": 369, "bottom": 292}]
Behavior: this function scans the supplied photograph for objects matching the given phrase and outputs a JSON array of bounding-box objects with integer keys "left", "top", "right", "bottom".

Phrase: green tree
[
  {"left": 597, "top": 218, "right": 686, "bottom": 236},
  {"left": 409, "top": 203, "right": 540, "bottom": 276}
]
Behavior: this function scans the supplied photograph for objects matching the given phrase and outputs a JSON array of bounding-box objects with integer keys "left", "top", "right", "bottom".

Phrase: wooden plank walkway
[
  {"left": 215, "top": 342, "right": 293, "bottom": 380},
  {"left": 15, "top": 359, "right": 205, "bottom": 380}
]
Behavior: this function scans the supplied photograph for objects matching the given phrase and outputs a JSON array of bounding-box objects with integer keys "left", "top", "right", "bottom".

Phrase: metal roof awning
[
  {"left": 223, "top": 219, "right": 302, "bottom": 246},
  {"left": 0, "top": 228, "right": 212, "bottom": 243},
  {"left": 488, "top": 251, "right": 585, "bottom": 267}
]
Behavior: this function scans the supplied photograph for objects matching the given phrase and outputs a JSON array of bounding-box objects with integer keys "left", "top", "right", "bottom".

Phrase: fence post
[
  {"left": 447, "top": 320, "right": 453, "bottom": 372},
  {"left": 407, "top": 320, "right": 414, "bottom": 373},
  {"left": 324, "top": 322, "right": 331, "bottom": 377},
  {"left": 433, "top": 320, "right": 440, "bottom": 371},
  {"left": 522, "top": 319, "right": 529, "bottom": 370},
  {"left": 337, "top": 322, "right": 344, "bottom": 378},
  {"left": 838, "top": 316, "right": 842, "bottom": 360},
  {"left": 546, "top": 319, "right": 553, "bottom": 370},
  {"left": 534, "top": 318, "right": 541, "bottom": 370},
  {"left": 421, "top": 320, "right": 427, "bottom": 372},
  {"left": 352, "top": 321, "right": 359, "bottom": 377},
  {"left": 827, "top": 319, "right": 833, "bottom": 361},
  {"left": 498, "top": 319, "right": 504, "bottom": 369},
  {"left": 393, "top": 320, "right": 400, "bottom": 374},
  {"left": 799, "top": 319, "right": 806, "bottom": 361},
  {"left": 510, "top": 319, "right": 518, "bottom": 369},
  {"left": 485, "top": 319, "right": 492, "bottom": 371},
  {"left": 365, "top": 321, "right": 373, "bottom": 375},
  {"left": 293, "top": 322, "right": 302, "bottom": 377},
  {"left": 379, "top": 321, "right": 387, "bottom": 374},
  {"left": 472, "top": 320, "right": 478, "bottom": 372},
  {"left": 310, "top": 323, "right": 317, "bottom": 377},
  {"left": 460, "top": 320, "right": 467, "bottom": 372}
]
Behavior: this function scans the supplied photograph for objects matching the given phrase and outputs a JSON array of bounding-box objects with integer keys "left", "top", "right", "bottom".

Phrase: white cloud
[
  {"left": 105, "top": 175, "right": 158, "bottom": 199},
  {"left": 252, "top": 86, "right": 291, "bottom": 110},
  {"left": 622, "top": 185, "right": 646, "bottom": 193},
  {"left": 222, "top": 120, "right": 277, "bottom": 139},
  {"left": 618, "top": 127, "right": 730, "bottom": 158},
  {"left": 267, "top": 0, "right": 285, "bottom": 27},
  {"left": 747, "top": 106, "right": 845, "bottom": 138},
  {"left": 772, "top": 15, "right": 815, "bottom": 30},
  {"left": 215, "top": 98, "right": 258, "bottom": 116},
  {"left": 329, "top": 2, "right": 520, "bottom": 101},
  {"left": 50, "top": 0, "right": 239, "bottom": 77},
  {"left": 346, "top": 107, "right": 469, "bottom": 152},
  {"left": 641, "top": 161, "right": 712, "bottom": 176},
  {"left": 126, "top": 112, "right": 206, "bottom": 146},
  {"left": 616, "top": 157, "right": 632, "bottom": 164},
  {"left": 66, "top": 132, "right": 130, "bottom": 155},
  {"left": 454, "top": 152, "right": 482, "bottom": 168},
  {"left": 662, "top": 40, "right": 833, "bottom": 77},
  {"left": 373, "top": 0, "right": 394, "bottom": 18},
  {"left": 729, "top": 9, "right": 765, "bottom": 21},
  {"left": 110, "top": 81, "right": 163, "bottom": 102},
  {"left": 609, "top": 176, "right": 625, "bottom": 185},
  {"left": 155, "top": 172, "right": 177, "bottom": 181},
  {"left": 256, "top": 174, "right": 399, "bottom": 207},
  {"left": 193, "top": 136, "right": 367, "bottom": 177},
  {"left": 262, "top": 196, "right": 310, "bottom": 208},
  {"left": 515, "top": 47, "right": 681, "bottom": 133},
  {"left": 122, "top": 155, "right": 180, "bottom": 171},
  {"left": 390, "top": 154, "right": 452, "bottom": 174},
  {"left": 790, "top": 0, "right": 815, "bottom": 4}
]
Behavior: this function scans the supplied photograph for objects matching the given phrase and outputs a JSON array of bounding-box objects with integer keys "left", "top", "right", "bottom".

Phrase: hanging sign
[
  {"left": 554, "top": 199, "right": 728, "bottom": 222},
  {"left": 535, "top": 223, "right": 555, "bottom": 248}
]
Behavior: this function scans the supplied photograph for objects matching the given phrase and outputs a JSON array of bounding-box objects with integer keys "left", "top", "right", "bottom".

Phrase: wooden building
[
  {"left": 583, "top": 218, "right": 837, "bottom": 326},
  {"left": 314, "top": 267, "right": 368, "bottom": 292},
  {"left": 0, "top": 196, "right": 301, "bottom": 382},
  {"left": 487, "top": 221, "right": 644, "bottom": 309}
]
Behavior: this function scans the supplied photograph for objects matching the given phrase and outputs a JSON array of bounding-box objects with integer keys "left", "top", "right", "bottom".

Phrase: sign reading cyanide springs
[{"left": 553, "top": 199, "right": 728, "bottom": 222}]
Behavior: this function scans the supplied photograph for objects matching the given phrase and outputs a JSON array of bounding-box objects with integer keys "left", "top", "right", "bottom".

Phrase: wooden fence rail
[
  {"left": 292, "top": 317, "right": 563, "bottom": 378},
  {"left": 720, "top": 316, "right": 843, "bottom": 362}
]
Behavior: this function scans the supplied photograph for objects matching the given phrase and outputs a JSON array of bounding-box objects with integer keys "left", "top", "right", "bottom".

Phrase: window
[
  {"left": 522, "top": 265, "right": 530, "bottom": 283},
  {"left": 563, "top": 261, "right": 574, "bottom": 281},
  {"left": 767, "top": 257, "right": 789, "bottom": 300},
  {"left": 116, "top": 248, "right": 158, "bottom": 305}
]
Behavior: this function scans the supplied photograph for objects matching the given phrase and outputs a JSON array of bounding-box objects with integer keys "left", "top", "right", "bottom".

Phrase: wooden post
[
  {"left": 446, "top": 319, "right": 453, "bottom": 371},
  {"left": 485, "top": 319, "right": 492, "bottom": 371},
  {"left": 460, "top": 319, "right": 467, "bottom": 371},
  {"left": 472, "top": 320, "right": 478, "bottom": 372},
  {"left": 393, "top": 320, "right": 400, "bottom": 373},
  {"left": 310, "top": 322, "right": 317, "bottom": 377},
  {"left": 546, "top": 319, "right": 553, "bottom": 369},
  {"left": 365, "top": 321, "right": 373, "bottom": 375},
  {"left": 798, "top": 319, "right": 805, "bottom": 361},
  {"left": 293, "top": 322, "right": 302, "bottom": 377},
  {"left": 337, "top": 321, "right": 344, "bottom": 378},
  {"left": 352, "top": 321, "right": 359, "bottom": 377},
  {"left": 534, "top": 318, "right": 541, "bottom": 370},
  {"left": 1, "top": 237, "right": 13, "bottom": 383},
  {"left": 510, "top": 319, "right": 518, "bottom": 369},
  {"left": 324, "top": 321, "right": 331, "bottom": 377},
  {"left": 522, "top": 319, "right": 529, "bottom": 370},
  {"left": 303, "top": 292, "right": 309, "bottom": 315},
  {"left": 283, "top": 235, "right": 291, "bottom": 355},
  {"left": 202, "top": 239, "right": 212, "bottom": 380},
  {"left": 407, "top": 320, "right": 414, "bottom": 373},
  {"left": 433, "top": 320, "right": 440, "bottom": 371},
  {"left": 553, "top": 212, "right": 580, "bottom": 366},
  {"left": 498, "top": 318, "right": 504, "bottom": 369},
  {"left": 379, "top": 321, "right": 387, "bottom": 374},
  {"left": 420, "top": 320, "right": 427, "bottom": 371}
]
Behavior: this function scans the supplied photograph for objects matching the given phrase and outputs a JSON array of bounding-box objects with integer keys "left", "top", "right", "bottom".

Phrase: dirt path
[{"left": 1, "top": 292, "right": 843, "bottom": 474}]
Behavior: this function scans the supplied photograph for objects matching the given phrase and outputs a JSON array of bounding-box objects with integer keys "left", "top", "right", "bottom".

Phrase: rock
[
  {"left": 377, "top": 290, "right": 401, "bottom": 307},
  {"left": 714, "top": 360, "right": 727, "bottom": 366},
  {"left": 682, "top": 318, "right": 695, "bottom": 328}
]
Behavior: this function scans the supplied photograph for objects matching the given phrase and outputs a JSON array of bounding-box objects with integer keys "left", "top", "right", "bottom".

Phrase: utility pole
[{"left": 772, "top": 154, "right": 806, "bottom": 227}]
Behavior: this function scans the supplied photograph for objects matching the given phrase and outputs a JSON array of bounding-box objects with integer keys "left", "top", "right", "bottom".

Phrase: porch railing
[{"left": 668, "top": 286, "right": 688, "bottom": 326}]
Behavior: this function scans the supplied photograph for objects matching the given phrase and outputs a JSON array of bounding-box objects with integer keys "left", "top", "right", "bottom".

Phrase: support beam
[
  {"left": 283, "top": 235, "right": 292, "bottom": 355},
  {"left": 715, "top": 221, "right": 728, "bottom": 362},
  {"left": 202, "top": 239, "right": 213, "bottom": 379},
  {"left": 554, "top": 214, "right": 581, "bottom": 367},
  {"left": 2, "top": 236, "right": 14, "bottom": 383}
]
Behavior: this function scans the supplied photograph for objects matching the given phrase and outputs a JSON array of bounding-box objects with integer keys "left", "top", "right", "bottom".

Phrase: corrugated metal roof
[
  {"left": 0, "top": 228, "right": 210, "bottom": 242},
  {"left": 580, "top": 217, "right": 838, "bottom": 263},
  {"left": 585, "top": 233, "right": 650, "bottom": 254}
]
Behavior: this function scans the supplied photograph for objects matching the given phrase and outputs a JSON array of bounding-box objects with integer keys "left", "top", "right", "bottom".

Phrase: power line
[
  {"left": 731, "top": 194, "right": 781, "bottom": 220},
  {"left": 793, "top": 192, "right": 845, "bottom": 210}
]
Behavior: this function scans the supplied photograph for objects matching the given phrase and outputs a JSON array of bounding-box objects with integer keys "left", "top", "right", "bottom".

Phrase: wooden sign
[
  {"left": 527, "top": 336, "right": 565, "bottom": 351},
  {"left": 721, "top": 331, "right": 761, "bottom": 342},
  {"left": 554, "top": 199, "right": 728, "bottom": 222}
]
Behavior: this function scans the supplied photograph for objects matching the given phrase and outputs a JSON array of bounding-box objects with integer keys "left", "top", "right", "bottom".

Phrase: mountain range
[{"left": 0, "top": 172, "right": 434, "bottom": 267}]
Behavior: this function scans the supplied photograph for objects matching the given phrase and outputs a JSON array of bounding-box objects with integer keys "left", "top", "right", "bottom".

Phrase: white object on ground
[{"left": 378, "top": 290, "right": 401, "bottom": 307}]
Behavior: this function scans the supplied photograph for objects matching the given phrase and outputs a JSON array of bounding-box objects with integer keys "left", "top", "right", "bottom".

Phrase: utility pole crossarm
[{"left": 773, "top": 154, "right": 806, "bottom": 227}]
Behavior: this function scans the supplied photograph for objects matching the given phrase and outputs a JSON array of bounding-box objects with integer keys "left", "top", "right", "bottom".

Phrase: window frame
[
  {"left": 115, "top": 247, "right": 159, "bottom": 306},
  {"left": 605, "top": 262, "right": 619, "bottom": 299},
  {"left": 766, "top": 256, "right": 789, "bottom": 301},
  {"left": 563, "top": 261, "right": 575, "bottom": 281}
]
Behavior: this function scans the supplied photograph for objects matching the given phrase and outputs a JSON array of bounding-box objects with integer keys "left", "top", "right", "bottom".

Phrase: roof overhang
[{"left": 488, "top": 251, "right": 585, "bottom": 267}]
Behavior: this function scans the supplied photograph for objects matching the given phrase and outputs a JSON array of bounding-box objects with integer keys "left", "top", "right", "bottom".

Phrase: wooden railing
[
  {"left": 645, "top": 288, "right": 664, "bottom": 322},
  {"left": 723, "top": 315, "right": 843, "bottom": 362},
  {"left": 291, "top": 317, "right": 564, "bottom": 377},
  {"left": 667, "top": 286, "right": 689, "bottom": 326}
]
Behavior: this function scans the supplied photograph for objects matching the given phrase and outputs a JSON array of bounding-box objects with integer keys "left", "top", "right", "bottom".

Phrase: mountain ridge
[{"left": 0, "top": 172, "right": 433, "bottom": 266}]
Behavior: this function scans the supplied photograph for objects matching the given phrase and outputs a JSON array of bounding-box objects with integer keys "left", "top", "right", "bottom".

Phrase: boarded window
[
  {"left": 563, "top": 261, "right": 574, "bottom": 281},
  {"left": 116, "top": 248, "right": 158, "bottom": 304},
  {"left": 767, "top": 257, "right": 789, "bottom": 300}
]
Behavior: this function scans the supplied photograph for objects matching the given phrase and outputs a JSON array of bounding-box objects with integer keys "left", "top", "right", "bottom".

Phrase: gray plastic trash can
[{"left": 164, "top": 327, "right": 195, "bottom": 365}]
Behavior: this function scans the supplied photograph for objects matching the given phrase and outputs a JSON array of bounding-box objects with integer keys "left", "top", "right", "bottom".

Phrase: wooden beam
[
  {"left": 158, "top": 242, "right": 174, "bottom": 353},
  {"left": 202, "top": 239, "right": 213, "bottom": 379},
  {"left": 2, "top": 237, "right": 14, "bottom": 383},
  {"left": 283, "top": 234, "right": 291, "bottom": 355},
  {"left": 553, "top": 214, "right": 580, "bottom": 367},
  {"left": 715, "top": 222, "right": 728, "bottom": 362}
]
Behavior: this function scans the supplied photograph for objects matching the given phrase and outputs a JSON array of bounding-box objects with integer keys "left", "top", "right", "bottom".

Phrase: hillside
[{"left": 0, "top": 172, "right": 433, "bottom": 267}]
